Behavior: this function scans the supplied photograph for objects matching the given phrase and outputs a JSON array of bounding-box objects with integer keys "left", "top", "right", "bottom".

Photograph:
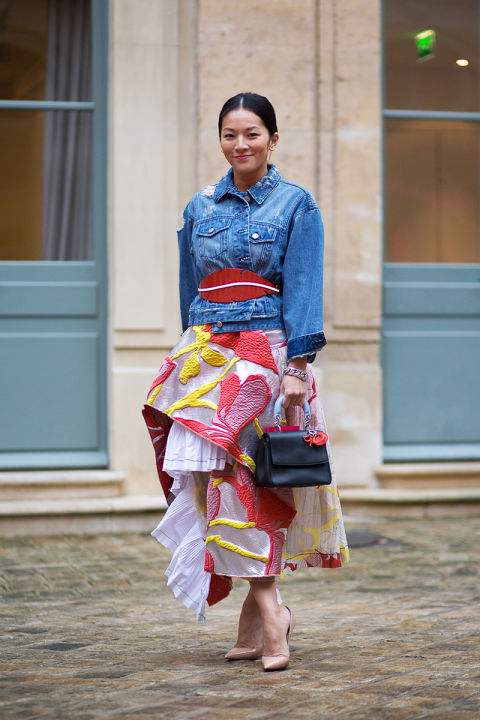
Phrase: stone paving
[{"left": 1, "top": 515, "right": 479, "bottom": 720}]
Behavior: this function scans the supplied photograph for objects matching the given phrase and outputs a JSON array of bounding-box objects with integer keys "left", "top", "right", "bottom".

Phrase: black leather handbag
[{"left": 255, "top": 395, "right": 332, "bottom": 488}]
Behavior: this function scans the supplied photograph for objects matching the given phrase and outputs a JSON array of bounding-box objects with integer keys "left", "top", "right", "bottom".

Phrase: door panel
[
  {"left": 384, "top": 282, "right": 480, "bottom": 315},
  {"left": 0, "top": 281, "right": 98, "bottom": 317},
  {"left": 382, "top": 264, "right": 480, "bottom": 460},
  {"left": 384, "top": 335, "right": 480, "bottom": 443},
  {"left": 1, "top": 334, "right": 99, "bottom": 451},
  {"left": 0, "top": 261, "right": 106, "bottom": 468}
]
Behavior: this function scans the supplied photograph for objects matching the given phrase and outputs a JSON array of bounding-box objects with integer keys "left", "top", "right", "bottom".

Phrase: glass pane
[
  {"left": 385, "top": 119, "right": 480, "bottom": 263},
  {"left": 0, "top": 109, "right": 93, "bottom": 261},
  {"left": 0, "top": 0, "right": 91, "bottom": 102},
  {"left": 384, "top": 0, "right": 479, "bottom": 112}
]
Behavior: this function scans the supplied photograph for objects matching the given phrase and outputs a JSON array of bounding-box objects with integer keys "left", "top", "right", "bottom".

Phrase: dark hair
[{"left": 218, "top": 92, "right": 278, "bottom": 138}]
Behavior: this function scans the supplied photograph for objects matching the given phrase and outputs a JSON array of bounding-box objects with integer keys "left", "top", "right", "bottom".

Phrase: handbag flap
[{"left": 266, "top": 431, "right": 329, "bottom": 466}]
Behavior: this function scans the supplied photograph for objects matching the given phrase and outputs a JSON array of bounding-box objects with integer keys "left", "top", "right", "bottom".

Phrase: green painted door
[
  {"left": 382, "top": 0, "right": 480, "bottom": 461},
  {"left": 0, "top": 0, "right": 108, "bottom": 469}
]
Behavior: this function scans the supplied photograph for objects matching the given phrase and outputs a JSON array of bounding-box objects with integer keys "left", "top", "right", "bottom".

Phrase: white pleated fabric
[
  {"left": 163, "top": 422, "right": 230, "bottom": 473},
  {"left": 151, "top": 473, "right": 211, "bottom": 622}
]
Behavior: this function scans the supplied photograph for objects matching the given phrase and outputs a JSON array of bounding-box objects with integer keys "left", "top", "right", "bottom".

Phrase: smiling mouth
[{"left": 234, "top": 155, "right": 251, "bottom": 159}]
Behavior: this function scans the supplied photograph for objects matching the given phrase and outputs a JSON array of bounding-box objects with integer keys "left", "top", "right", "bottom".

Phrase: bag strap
[{"left": 274, "top": 394, "right": 312, "bottom": 431}]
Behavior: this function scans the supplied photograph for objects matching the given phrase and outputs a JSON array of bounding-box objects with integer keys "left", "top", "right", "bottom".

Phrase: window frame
[{"left": 0, "top": 0, "right": 108, "bottom": 268}]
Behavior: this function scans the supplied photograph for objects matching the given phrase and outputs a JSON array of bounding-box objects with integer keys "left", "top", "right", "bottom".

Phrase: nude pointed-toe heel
[
  {"left": 225, "top": 646, "right": 263, "bottom": 661},
  {"left": 262, "top": 606, "right": 295, "bottom": 672}
]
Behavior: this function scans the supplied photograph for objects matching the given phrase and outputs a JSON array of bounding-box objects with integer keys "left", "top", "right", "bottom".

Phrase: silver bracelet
[{"left": 283, "top": 366, "right": 308, "bottom": 382}]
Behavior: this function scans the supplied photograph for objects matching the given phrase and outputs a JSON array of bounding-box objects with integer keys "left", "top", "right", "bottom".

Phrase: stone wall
[
  {"left": 317, "top": 0, "right": 382, "bottom": 486},
  {"left": 109, "top": 0, "right": 184, "bottom": 494},
  {"left": 108, "top": 0, "right": 383, "bottom": 493}
]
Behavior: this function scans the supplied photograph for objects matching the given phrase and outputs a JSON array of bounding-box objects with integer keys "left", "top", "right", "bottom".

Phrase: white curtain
[{"left": 42, "top": 0, "right": 92, "bottom": 261}]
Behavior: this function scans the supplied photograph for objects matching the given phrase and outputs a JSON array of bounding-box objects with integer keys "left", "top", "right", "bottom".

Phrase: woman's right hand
[{"left": 280, "top": 373, "right": 307, "bottom": 410}]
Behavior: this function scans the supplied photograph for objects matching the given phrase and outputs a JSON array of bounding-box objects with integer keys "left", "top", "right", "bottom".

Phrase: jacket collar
[{"left": 213, "top": 164, "right": 281, "bottom": 204}]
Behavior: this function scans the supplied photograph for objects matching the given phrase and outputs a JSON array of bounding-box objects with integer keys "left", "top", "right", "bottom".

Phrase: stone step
[
  {"left": 340, "top": 487, "right": 480, "bottom": 519},
  {"left": 1, "top": 486, "right": 480, "bottom": 536},
  {"left": 0, "top": 494, "right": 167, "bottom": 536},
  {"left": 0, "top": 470, "right": 126, "bottom": 501},
  {"left": 375, "top": 462, "right": 480, "bottom": 489}
]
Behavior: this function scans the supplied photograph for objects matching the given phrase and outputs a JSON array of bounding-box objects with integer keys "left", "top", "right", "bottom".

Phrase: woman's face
[{"left": 220, "top": 108, "right": 278, "bottom": 185}]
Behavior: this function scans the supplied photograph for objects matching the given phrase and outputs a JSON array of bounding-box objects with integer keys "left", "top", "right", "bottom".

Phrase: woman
[{"left": 143, "top": 92, "right": 349, "bottom": 671}]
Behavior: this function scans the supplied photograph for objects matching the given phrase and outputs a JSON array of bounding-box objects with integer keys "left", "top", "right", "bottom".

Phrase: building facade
[{"left": 1, "top": 0, "right": 479, "bottom": 522}]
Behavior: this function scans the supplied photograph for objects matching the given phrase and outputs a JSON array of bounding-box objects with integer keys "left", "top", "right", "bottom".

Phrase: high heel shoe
[
  {"left": 262, "top": 605, "right": 295, "bottom": 671},
  {"left": 224, "top": 645, "right": 263, "bottom": 661}
]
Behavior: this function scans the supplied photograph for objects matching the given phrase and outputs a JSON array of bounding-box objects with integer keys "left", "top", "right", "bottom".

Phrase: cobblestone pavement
[{"left": 1, "top": 516, "right": 479, "bottom": 720}]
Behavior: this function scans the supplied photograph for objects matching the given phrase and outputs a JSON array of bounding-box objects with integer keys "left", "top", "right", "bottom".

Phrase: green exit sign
[{"left": 415, "top": 29, "right": 436, "bottom": 62}]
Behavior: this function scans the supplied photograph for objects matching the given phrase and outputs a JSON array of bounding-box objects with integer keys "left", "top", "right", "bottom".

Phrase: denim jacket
[{"left": 177, "top": 164, "right": 326, "bottom": 360}]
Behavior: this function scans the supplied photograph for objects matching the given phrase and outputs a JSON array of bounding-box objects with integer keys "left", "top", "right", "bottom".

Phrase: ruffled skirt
[{"left": 143, "top": 324, "right": 349, "bottom": 621}]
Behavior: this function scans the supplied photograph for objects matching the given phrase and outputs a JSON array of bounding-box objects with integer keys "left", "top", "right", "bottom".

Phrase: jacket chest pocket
[
  {"left": 195, "top": 219, "right": 231, "bottom": 259},
  {"left": 248, "top": 224, "right": 278, "bottom": 271}
]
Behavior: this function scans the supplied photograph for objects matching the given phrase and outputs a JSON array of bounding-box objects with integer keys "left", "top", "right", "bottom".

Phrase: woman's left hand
[{"left": 280, "top": 374, "right": 307, "bottom": 410}]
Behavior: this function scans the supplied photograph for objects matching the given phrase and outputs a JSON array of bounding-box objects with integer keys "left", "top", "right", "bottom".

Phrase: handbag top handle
[{"left": 274, "top": 394, "right": 312, "bottom": 431}]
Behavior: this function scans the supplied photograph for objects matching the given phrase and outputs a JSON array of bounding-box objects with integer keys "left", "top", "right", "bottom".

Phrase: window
[
  {"left": 0, "top": 0, "right": 93, "bottom": 260},
  {"left": 384, "top": 0, "right": 480, "bottom": 263}
]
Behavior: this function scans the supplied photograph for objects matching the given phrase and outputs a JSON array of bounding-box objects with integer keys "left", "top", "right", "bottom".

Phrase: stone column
[
  {"left": 108, "top": 0, "right": 196, "bottom": 494},
  {"left": 317, "top": 0, "right": 382, "bottom": 487}
]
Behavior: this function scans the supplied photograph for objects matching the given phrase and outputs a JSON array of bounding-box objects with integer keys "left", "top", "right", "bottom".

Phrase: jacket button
[
  {"left": 209, "top": 227, "right": 214, "bottom": 233},
  {"left": 251, "top": 232, "right": 259, "bottom": 239},
  {"left": 216, "top": 321, "right": 223, "bottom": 328}
]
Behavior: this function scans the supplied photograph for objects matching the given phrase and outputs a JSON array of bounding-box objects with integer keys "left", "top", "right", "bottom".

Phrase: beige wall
[
  {"left": 109, "top": 0, "right": 183, "bottom": 494},
  {"left": 109, "top": 0, "right": 383, "bottom": 494},
  {"left": 317, "top": 0, "right": 382, "bottom": 486},
  {"left": 196, "top": 0, "right": 318, "bottom": 193}
]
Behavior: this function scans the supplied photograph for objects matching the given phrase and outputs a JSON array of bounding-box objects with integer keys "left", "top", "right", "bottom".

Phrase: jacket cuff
[{"left": 286, "top": 332, "right": 327, "bottom": 361}]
